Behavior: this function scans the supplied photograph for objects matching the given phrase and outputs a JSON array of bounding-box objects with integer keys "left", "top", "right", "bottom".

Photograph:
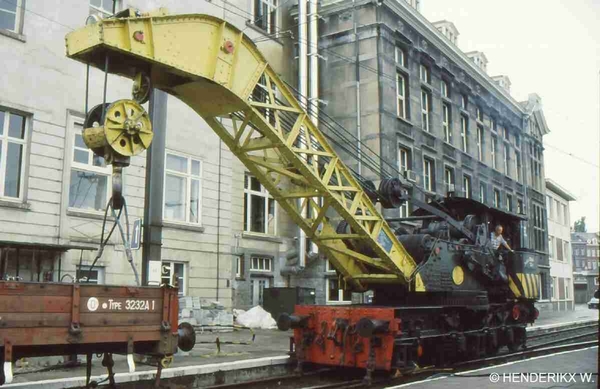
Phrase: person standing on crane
[{"left": 490, "top": 225, "right": 514, "bottom": 254}]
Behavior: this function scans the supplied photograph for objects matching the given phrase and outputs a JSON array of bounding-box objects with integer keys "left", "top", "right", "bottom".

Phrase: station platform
[
  {"left": 532, "top": 304, "right": 598, "bottom": 328},
  {"left": 387, "top": 346, "right": 598, "bottom": 389},
  {"left": 5, "top": 305, "right": 598, "bottom": 388}
]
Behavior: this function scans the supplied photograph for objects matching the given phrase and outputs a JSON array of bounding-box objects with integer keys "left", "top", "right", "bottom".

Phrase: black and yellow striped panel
[{"left": 510, "top": 273, "right": 539, "bottom": 299}]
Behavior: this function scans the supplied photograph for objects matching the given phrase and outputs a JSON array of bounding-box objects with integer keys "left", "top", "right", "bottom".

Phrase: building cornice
[{"left": 545, "top": 178, "right": 577, "bottom": 201}]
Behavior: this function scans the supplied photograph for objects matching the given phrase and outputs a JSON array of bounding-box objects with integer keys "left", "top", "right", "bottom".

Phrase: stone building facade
[
  {"left": 543, "top": 179, "right": 576, "bottom": 312},
  {"left": 571, "top": 232, "right": 600, "bottom": 304},
  {"left": 314, "top": 0, "right": 551, "bottom": 292},
  {"left": 0, "top": 0, "right": 297, "bottom": 309}
]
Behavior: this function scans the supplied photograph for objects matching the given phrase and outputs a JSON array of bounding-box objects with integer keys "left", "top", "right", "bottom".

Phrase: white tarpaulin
[{"left": 235, "top": 306, "right": 277, "bottom": 329}]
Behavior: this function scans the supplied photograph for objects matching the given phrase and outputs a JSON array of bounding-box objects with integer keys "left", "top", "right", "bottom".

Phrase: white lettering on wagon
[
  {"left": 90, "top": 298, "right": 156, "bottom": 311},
  {"left": 87, "top": 297, "right": 99, "bottom": 312}
]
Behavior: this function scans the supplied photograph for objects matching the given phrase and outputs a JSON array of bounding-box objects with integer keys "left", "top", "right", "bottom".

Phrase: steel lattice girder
[{"left": 65, "top": 10, "right": 419, "bottom": 291}]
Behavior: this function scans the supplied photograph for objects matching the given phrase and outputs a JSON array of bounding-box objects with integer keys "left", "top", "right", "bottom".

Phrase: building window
[
  {"left": 419, "top": 64, "right": 430, "bottom": 83},
  {"left": 396, "top": 73, "right": 407, "bottom": 119},
  {"left": 503, "top": 126, "right": 509, "bottom": 140},
  {"left": 76, "top": 266, "right": 105, "bottom": 284},
  {"left": 491, "top": 118, "right": 496, "bottom": 133},
  {"left": 0, "top": 109, "right": 28, "bottom": 200},
  {"left": 460, "top": 115, "right": 468, "bottom": 153},
  {"left": 399, "top": 188, "right": 411, "bottom": 218},
  {"left": 476, "top": 107, "right": 483, "bottom": 122},
  {"left": 463, "top": 175, "right": 471, "bottom": 198},
  {"left": 493, "top": 188, "right": 500, "bottom": 208},
  {"left": 556, "top": 237, "right": 564, "bottom": 261},
  {"left": 504, "top": 146, "right": 510, "bottom": 175},
  {"left": 250, "top": 278, "right": 269, "bottom": 306},
  {"left": 555, "top": 199, "right": 562, "bottom": 224},
  {"left": 326, "top": 259, "right": 336, "bottom": 272},
  {"left": 444, "top": 166, "right": 454, "bottom": 194},
  {"left": 479, "top": 182, "right": 486, "bottom": 203},
  {"left": 0, "top": 0, "right": 23, "bottom": 32},
  {"left": 244, "top": 174, "right": 277, "bottom": 235},
  {"left": 565, "top": 278, "right": 571, "bottom": 299},
  {"left": 461, "top": 94, "right": 468, "bottom": 110},
  {"left": 517, "top": 198, "right": 523, "bottom": 214},
  {"left": 253, "top": 0, "right": 278, "bottom": 34},
  {"left": 548, "top": 236, "right": 554, "bottom": 258},
  {"left": 532, "top": 203, "right": 546, "bottom": 252},
  {"left": 423, "top": 157, "right": 434, "bottom": 192},
  {"left": 399, "top": 147, "right": 410, "bottom": 173},
  {"left": 491, "top": 136, "right": 497, "bottom": 170},
  {"left": 515, "top": 151, "right": 521, "bottom": 181},
  {"left": 398, "top": 148, "right": 411, "bottom": 217},
  {"left": 515, "top": 133, "right": 521, "bottom": 148},
  {"left": 235, "top": 256, "right": 244, "bottom": 278},
  {"left": 69, "top": 120, "right": 110, "bottom": 211},
  {"left": 530, "top": 142, "right": 543, "bottom": 191},
  {"left": 539, "top": 273, "right": 549, "bottom": 300},
  {"left": 250, "top": 256, "right": 273, "bottom": 272},
  {"left": 90, "top": 0, "right": 117, "bottom": 16},
  {"left": 421, "top": 89, "right": 431, "bottom": 132},
  {"left": 164, "top": 153, "right": 202, "bottom": 224},
  {"left": 326, "top": 278, "right": 352, "bottom": 303},
  {"left": 476, "top": 125, "right": 483, "bottom": 161},
  {"left": 506, "top": 194, "right": 512, "bottom": 212},
  {"left": 441, "top": 80, "right": 449, "bottom": 98},
  {"left": 546, "top": 195, "right": 553, "bottom": 219},
  {"left": 558, "top": 277, "right": 565, "bottom": 300},
  {"left": 161, "top": 261, "right": 186, "bottom": 296},
  {"left": 442, "top": 103, "right": 451, "bottom": 143},
  {"left": 552, "top": 276, "right": 558, "bottom": 300},
  {"left": 395, "top": 47, "right": 406, "bottom": 67},
  {"left": 562, "top": 204, "right": 568, "bottom": 226}
]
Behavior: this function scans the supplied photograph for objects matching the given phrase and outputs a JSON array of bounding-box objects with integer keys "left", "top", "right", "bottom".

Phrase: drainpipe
[
  {"left": 298, "top": 0, "right": 308, "bottom": 268},
  {"left": 308, "top": 0, "right": 319, "bottom": 255},
  {"left": 353, "top": 0, "right": 362, "bottom": 175}
]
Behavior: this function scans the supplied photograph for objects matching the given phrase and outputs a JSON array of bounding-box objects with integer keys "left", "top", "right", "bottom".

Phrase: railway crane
[{"left": 0, "top": 8, "right": 541, "bottom": 386}]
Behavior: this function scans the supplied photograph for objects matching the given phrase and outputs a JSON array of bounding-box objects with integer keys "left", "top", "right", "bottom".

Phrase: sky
[{"left": 422, "top": 0, "right": 600, "bottom": 233}]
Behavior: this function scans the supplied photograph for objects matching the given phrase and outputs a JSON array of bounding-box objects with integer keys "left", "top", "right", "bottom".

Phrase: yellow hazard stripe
[
  {"left": 509, "top": 275, "right": 521, "bottom": 297},
  {"left": 518, "top": 273, "right": 529, "bottom": 298},
  {"left": 530, "top": 274, "right": 538, "bottom": 299}
]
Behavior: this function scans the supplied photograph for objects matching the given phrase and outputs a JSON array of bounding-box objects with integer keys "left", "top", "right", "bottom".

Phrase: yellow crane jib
[{"left": 65, "top": 9, "right": 418, "bottom": 291}]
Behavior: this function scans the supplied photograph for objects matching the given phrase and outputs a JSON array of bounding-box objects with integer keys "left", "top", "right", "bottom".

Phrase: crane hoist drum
[{"left": 82, "top": 98, "right": 153, "bottom": 209}]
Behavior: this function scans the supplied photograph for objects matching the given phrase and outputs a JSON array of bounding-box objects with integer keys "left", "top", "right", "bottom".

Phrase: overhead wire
[{"left": 543, "top": 143, "right": 599, "bottom": 168}]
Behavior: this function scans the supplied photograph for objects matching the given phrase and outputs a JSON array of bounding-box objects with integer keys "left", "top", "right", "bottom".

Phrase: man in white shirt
[{"left": 490, "top": 225, "right": 514, "bottom": 253}]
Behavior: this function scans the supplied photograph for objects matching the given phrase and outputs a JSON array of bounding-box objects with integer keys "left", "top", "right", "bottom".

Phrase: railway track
[{"left": 208, "top": 322, "right": 598, "bottom": 389}]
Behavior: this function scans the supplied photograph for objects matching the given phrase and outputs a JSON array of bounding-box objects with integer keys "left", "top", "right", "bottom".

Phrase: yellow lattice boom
[{"left": 65, "top": 9, "right": 418, "bottom": 291}]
